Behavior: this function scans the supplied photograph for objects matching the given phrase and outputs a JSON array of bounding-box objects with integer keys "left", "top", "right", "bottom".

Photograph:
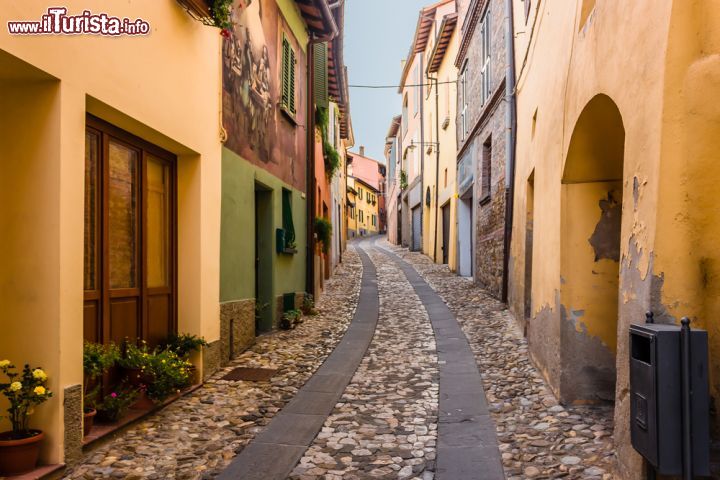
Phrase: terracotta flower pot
[
  {"left": 0, "top": 430, "right": 44, "bottom": 476},
  {"left": 83, "top": 408, "right": 97, "bottom": 437}
]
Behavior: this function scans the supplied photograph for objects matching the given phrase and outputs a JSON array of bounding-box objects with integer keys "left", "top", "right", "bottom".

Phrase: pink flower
[{"left": 111, "top": 392, "right": 117, "bottom": 398}]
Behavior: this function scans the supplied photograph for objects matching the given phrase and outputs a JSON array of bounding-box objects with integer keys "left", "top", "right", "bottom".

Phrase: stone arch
[{"left": 560, "top": 94, "right": 625, "bottom": 404}]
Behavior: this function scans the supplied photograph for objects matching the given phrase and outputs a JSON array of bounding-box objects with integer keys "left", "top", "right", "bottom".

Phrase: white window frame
[
  {"left": 480, "top": 9, "right": 491, "bottom": 105},
  {"left": 460, "top": 63, "right": 468, "bottom": 141}
]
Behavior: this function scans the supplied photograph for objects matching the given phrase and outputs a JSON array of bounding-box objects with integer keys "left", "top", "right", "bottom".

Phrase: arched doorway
[{"left": 560, "top": 94, "right": 625, "bottom": 404}]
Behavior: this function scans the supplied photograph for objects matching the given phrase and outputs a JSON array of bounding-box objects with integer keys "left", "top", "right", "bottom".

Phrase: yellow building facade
[
  {"left": 508, "top": 1, "right": 720, "bottom": 477},
  {"left": 421, "top": 5, "right": 459, "bottom": 271},
  {"left": 351, "top": 179, "right": 380, "bottom": 236},
  {"left": 0, "top": 0, "right": 222, "bottom": 468}
]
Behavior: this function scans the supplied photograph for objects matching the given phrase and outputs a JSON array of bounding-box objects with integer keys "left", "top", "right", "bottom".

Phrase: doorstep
[
  {"left": 2, "top": 463, "right": 64, "bottom": 480},
  {"left": 82, "top": 384, "right": 203, "bottom": 450}
]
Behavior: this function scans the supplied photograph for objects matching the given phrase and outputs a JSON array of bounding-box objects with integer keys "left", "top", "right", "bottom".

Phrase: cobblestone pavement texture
[
  {"left": 290, "top": 246, "right": 439, "bottom": 480},
  {"left": 62, "top": 248, "right": 363, "bottom": 480},
  {"left": 380, "top": 240, "right": 617, "bottom": 480}
]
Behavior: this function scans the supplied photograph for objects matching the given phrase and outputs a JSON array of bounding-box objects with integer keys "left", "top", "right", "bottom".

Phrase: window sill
[
  {"left": 479, "top": 193, "right": 491, "bottom": 206},
  {"left": 281, "top": 247, "right": 298, "bottom": 255},
  {"left": 280, "top": 106, "right": 298, "bottom": 126}
]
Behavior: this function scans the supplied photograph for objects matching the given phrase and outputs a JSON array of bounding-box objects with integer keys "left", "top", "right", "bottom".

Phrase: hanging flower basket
[{"left": 176, "top": 0, "right": 235, "bottom": 36}]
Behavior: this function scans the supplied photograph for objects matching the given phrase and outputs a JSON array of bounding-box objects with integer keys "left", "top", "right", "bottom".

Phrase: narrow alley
[{"left": 63, "top": 239, "right": 615, "bottom": 480}]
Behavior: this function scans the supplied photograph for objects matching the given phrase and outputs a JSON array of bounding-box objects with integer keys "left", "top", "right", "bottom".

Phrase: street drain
[{"left": 222, "top": 367, "right": 278, "bottom": 382}]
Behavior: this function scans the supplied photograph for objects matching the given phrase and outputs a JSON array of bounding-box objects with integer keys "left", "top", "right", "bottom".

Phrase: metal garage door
[{"left": 412, "top": 206, "right": 422, "bottom": 251}]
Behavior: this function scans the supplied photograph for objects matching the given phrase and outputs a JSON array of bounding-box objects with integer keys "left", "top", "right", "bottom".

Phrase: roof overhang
[
  {"left": 295, "top": 0, "right": 338, "bottom": 41},
  {"left": 455, "top": 0, "right": 488, "bottom": 68},
  {"left": 427, "top": 13, "right": 458, "bottom": 74},
  {"left": 398, "top": 0, "right": 453, "bottom": 92}
]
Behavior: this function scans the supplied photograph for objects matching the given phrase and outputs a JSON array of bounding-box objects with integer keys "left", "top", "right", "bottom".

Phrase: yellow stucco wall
[
  {"left": 0, "top": 0, "right": 221, "bottom": 464},
  {"left": 508, "top": 0, "right": 686, "bottom": 477},
  {"left": 354, "top": 181, "right": 379, "bottom": 235},
  {"left": 422, "top": 18, "right": 458, "bottom": 270}
]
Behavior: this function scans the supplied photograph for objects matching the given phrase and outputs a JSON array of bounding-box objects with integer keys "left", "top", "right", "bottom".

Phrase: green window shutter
[
  {"left": 281, "top": 36, "right": 291, "bottom": 112},
  {"left": 288, "top": 45, "right": 297, "bottom": 115},
  {"left": 313, "top": 42, "right": 329, "bottom": 109},
  {"left": 282, "top": 189, "right": 296, "bottom": 245}
]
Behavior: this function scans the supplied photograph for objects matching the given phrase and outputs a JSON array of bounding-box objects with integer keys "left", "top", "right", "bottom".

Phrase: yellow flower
[
  {"left": 33, "top": 386, "right": 46, "bottom": 396},
  {"left": 0, "top": 360, "right": 10, "bottom": 368},
  {"left": 9, "top": 381, "right": 22, "bottom": 392},
  {"left": 32, "top": 369, "right": 47, "bottom": 381}
]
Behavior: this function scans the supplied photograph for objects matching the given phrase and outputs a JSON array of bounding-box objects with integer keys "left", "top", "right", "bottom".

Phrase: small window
[
  {"left": 459, "top": 63, "right": 468, "bottom": 140},
  {"left": 359, "top": 210, "right": 364, "bottom": 223},
  {"left": 480, "top": 10, "right": 491, "bottom": 104},
  {"left": 481, "top": 137, "right": 492, "bottom": 203},
  {"left": 282, "top": 189, "right": 296, "bottom": 245},
  {"left": 281, "top": 34, "right": 297, "bottom": 116}
]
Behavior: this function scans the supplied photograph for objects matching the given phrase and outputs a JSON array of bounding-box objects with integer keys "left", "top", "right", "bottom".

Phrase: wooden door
[{"left": 84, "top": 116, "right": 176, "bottom": 347}]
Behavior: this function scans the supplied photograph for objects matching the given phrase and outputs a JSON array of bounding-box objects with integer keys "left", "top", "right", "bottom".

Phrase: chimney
[{"left": 359, "top": 146, "right": 365, "bottom": 157}]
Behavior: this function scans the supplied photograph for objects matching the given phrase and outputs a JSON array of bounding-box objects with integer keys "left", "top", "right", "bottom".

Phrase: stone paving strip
[
  {"left": 376, "top": 245, "right": 504, "bottom": 480},
  {"left": 290, "top": 244, "right": 439, "bottom": 480},
  {"left": 63, "top": 248, "right": 363, "bottom": 480},
  {"left": 218, "top": 247, "right": 379, "bottom": 480},
  {"left": 381, "top": 240, "right": 616, "bottom": 480}
]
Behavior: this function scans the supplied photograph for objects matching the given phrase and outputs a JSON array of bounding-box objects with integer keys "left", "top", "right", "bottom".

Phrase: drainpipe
[
  {"left": 427, "top": 72, "right": 441, "bottom": 262},
  {"left": 419, "top": 54, "right": 425, "bottom": 251},
  {"left": 501, "top": 0, "right": 517, "bottom": 303},
  {"left": 306, "top": 35, "right": 317, "bottom": 298}
]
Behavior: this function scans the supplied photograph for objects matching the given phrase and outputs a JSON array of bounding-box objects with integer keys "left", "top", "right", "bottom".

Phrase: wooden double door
[{"left": 84, "top": 116, "right": 177, "bottom": 347}]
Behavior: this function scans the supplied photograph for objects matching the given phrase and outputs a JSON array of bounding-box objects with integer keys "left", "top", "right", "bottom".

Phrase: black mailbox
[{"left": 629, "top": 323, "right": 710, "bottom": 476}]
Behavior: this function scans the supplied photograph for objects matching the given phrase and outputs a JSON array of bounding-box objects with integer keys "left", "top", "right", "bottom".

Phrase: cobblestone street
[{"left": 64, "top": 240, "right": 616, "bottom": 479}]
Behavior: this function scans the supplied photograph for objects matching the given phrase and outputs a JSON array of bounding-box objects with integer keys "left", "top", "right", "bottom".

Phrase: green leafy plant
[
  {"left": 400, "top": 170, "right": 408, "bottom": 190},
  {"left": 314, "top": 217, "right": 333, "bottom": 254},
  {"left": 280, "top": 309, "right": 303, "bottom": 330},
  {"left": 83, "top": 342, "right": 119, "bottom": 411},
  {"left": 163, "top": 334, "right": 208, "bottom": 359},
  {"left": 145, "top": 349, "right": 192, "bottom": 403},
  {"left": 0, "top": 361, "right": 52, "bottom": 439},
  {"left": 212, "top": 0, "right": 234, "bottom": 35},
  {"left": 315, "top": 107, "right": 341, "bottom": 179},
  {"left": 301, "top": 294, "right": 318, "bottom": 316},
  {"left": 96, "top": 388, "right": 138, "bottom": 423}
]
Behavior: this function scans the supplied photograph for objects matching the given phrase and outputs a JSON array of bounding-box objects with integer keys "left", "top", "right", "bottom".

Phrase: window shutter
[
  {"left": 288, "top": 46, "right": 296, "bottom": 114},
  {"left": 281, "top": 36, "right": 291, "bottom": 111},
  {"left": 313, "top": 42, "right": 329, "bottom": 109}
]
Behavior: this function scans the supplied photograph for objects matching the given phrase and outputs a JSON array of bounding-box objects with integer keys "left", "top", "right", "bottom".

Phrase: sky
[{"left": 344, "top": 0, "right": 431, "bottom": 163}]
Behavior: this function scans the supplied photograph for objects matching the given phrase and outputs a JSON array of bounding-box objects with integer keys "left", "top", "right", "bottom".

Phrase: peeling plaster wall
[
  {"left": 653, "top": 0, "right": 720, "bottom": 444},
  {"left": 509, "top": 0, "right": 676, "bottom": 477}
]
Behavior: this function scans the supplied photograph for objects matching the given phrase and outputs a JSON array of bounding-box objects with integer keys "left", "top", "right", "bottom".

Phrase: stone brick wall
[
  {"left": 64, "top": 384, "right": 83, "bottom": 466},
  {"left": 220, "top": 299, "right": 256, "bottom": 362},
  {"left": 474, "top": 103, "right": 507, "bottom": 298},
  {"left": 456, "top": 0, "right": 508, "bottom": 299},
  {"left": 457, "top": 0, "right": 507, "bottom": 153}
]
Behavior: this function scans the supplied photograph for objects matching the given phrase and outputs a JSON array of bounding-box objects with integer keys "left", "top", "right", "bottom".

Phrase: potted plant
[
  {"left": 145, "top": 350, "right": 192, "bottom": 404},
  {"left": 176, "top": 0, "right": 234, "bottom": 35},
  {"left": 0, "top": 361, "right": 52, "bottom": 476},
  {"left": 280, "top": 309, "right": 302, "bottom": 330},
  {"left": 82, "top": 342, "right": 119, "bottom": 436},
  {"left": 96, "top": 389, "right": 138, "bottom": 423},
  {"left": 117, "top": 340, "right": 152, "bottom": 387},
  {"left": 163, "top": 334, "right": 208, "bottom": 359},
  {"left": 300, "top": 294, "right": 318, "bottom": 316}
]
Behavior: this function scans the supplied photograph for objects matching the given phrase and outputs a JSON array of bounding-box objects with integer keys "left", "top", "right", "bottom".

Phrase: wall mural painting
[{"left": 222, "top": 0, "right": 307, "bottom": 191}]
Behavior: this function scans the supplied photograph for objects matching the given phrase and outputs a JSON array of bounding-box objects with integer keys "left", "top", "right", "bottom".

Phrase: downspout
[
  {"left": 306, "top": 35, "right": 317, "bottom": 297},
  {"left": 427, "top": 72, "right": 441, "bottom": 262},
  {"left": 501, "top": 0, "right": 517, "bottom": 303},
  {"left": 419, "top": 54, "right": 425, "bottom": 250}
]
